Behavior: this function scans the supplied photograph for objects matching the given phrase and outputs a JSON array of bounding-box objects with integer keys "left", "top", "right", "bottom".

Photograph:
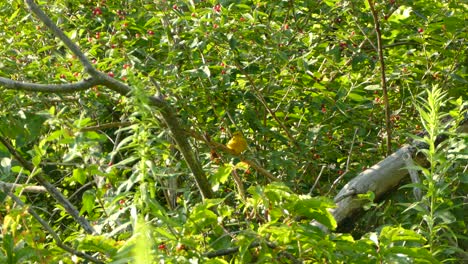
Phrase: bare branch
[
  {"left": 80, "top": 121, "right": 133, "bottom": 132},
  {"left": 0, "top": 181, "right": 47, "bottom": 193},
  {"left": 0, "top": 77, "right": 100, "bottom": 93},
  {"left": 368, "top": 0, "right": 392, "bottom": 156},
  {"left": 25, "top": 0, "right": 97, "bottom": 74},
  {"left": 327, "top": 128, "right": 358, "bottom": 195},
  {"left": 0, "top": 186, "right": 104, "bottom": 263}
]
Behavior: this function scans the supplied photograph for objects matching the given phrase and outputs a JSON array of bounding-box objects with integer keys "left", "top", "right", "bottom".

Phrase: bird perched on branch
[{"left": 226, "top": 131, "right": 248, "bottom": 155}]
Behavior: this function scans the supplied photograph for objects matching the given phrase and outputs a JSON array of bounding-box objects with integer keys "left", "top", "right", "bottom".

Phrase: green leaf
[
  {"left": 211, "top": 164, "right": 232, "bottom": 189},
  {"left": 77, "top": 235, "right": 118, "bottom": 257},
  {"left": 291, "top": 197, "right": 337, "bottom": 230},
  {"left": 385, "top": 246, "right": 438, "bottom": 263},
  {"left": 347, "top": 92, "right": 368, "bottom": 102},
  {"left": 379, "top": 226, "right": 426, "bottom": 245},
  {"left": 73, "top": 168, "right": 87, "bottom": 185},
  {"left": 81, "top": 189, "right": 96, "bottom": 215},
  {"left": 8, "top": 8, "right": 20, "bottom": 21}
]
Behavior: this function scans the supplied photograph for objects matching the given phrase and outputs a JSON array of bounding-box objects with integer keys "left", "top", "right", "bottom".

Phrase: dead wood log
[{"left": 315, "top": 117, "right": 468, "bottom": 231}]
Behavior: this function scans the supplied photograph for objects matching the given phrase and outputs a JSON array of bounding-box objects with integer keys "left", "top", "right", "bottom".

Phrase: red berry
[
  {"left": 108, "top": 72, "right": 114, "bottom": 77},
  {"left": 213, "top": 4, "right": 221, "bottom": 13},
  {"left": 158, "top": 244, "right": 166, "bottom": 250},
  {"left": 147, "top": 30, "right": 154, "bottom": 35},
  {"left": 119, "top": 199, "right": 125, "bottom": 205},
  {"left": 213, "top": 24, "right": 219, "bottom": 29},
  {"left": 93, "top": 7, "right": 102, "bottom": 16},
  {"left": 172, "top": 4, "right": 178, "bottom": 10},
  {"left": 60, "top": 74, "right": 66, "bottom": 79},
  {"left": 123, "top": 64, "right": 130, "bottom": 69},
  {"left": 417, "top": 28, "right": 424, "bottom": 33},
  {"left": 239, "top": 17, "right": 246, "bottom": 22}
]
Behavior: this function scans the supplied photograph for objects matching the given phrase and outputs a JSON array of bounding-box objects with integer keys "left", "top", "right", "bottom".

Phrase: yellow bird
[{"left": 226, "top": 131, "right": 248, "bottom": 155}]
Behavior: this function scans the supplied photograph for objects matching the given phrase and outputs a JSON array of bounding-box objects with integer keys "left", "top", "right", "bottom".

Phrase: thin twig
[
  {"left": 309, "top": 165, "right": 325, "bottom": 195},
  {"left": 327, "top": 128, "right": 358, "bottom": 195},
  {"left": 368, "top": 0, "right": 392, "bottom": 156},
  {"left": 234, "top": 62, "right": 299, "bottom": 150},
  {"left": 0, "top": 186, "right": 104, "bottom": 263},
  {"left": 80, "top": 122, "right": 133, "bottom": 132},
  {"left": 231, "top": 169, "right": 246, "bottom": 200}
]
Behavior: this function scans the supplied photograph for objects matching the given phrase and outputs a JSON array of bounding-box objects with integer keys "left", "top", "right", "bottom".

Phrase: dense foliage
[{"left": 0, "top": 0, "right": 466, "bottom": 263}]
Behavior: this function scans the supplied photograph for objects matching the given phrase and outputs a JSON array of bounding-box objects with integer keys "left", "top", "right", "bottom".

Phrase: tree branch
[
  {"left": 80, "top": 121, "right": 133, "bottom": 132},
  {"left": 24, "top": 0, "right": 97, "bottom": 74},
  {"left": 0, "top": 185, "right": 104, "bottom": 263},
  {"left": 21, "top": 0, "right": 214, "bottom": 199},
  {"left": 368, "top": 0, "right": 392, "bottom": 156},
  {"left": 0, "top": 77, "right": 100, "bottom": 93},
  {"left": 0, "top": 136, "right": 96, "bottom": 234},
  {"left": 0, "top": 181, "right": 47, "bottom": 193}
]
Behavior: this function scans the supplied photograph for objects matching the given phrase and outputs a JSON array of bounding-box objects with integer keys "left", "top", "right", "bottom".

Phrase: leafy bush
[{"left": 0, "top": 0, "right": 466, "bottom": 263}]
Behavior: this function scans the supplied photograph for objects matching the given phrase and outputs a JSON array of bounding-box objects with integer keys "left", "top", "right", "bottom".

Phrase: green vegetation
[{"left": 0, "top": 0, "right": 466, "bottom": 263}]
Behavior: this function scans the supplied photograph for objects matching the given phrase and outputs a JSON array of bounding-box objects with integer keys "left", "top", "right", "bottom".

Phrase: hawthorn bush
[{"left": 0, "top": 0, "right": 466, "bottom": 263}]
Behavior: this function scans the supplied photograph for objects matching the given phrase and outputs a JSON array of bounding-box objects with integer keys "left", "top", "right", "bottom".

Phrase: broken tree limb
[
  {"left": 313, "top": 117, "right": 468, "bottom": 232},
  {"left": 332, "top": 145, "right": 416, "bottom": 225}
]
